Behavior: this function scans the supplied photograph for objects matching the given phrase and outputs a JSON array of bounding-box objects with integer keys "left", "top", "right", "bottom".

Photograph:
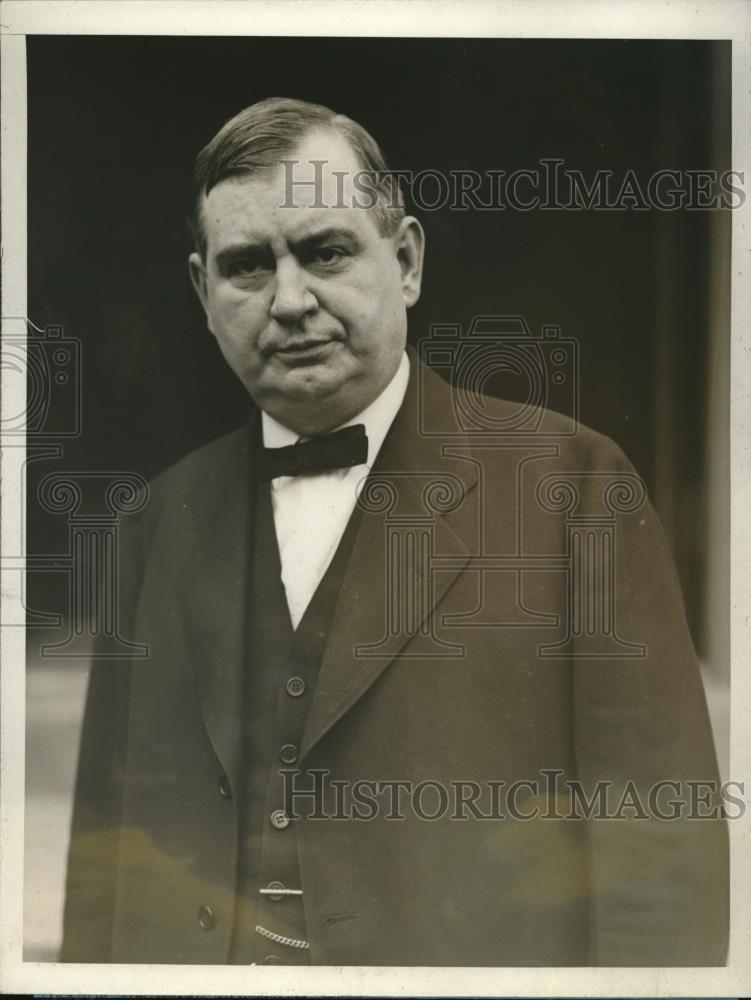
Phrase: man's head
[{"left": 189, "top": 97, "right": 424, "bottom": 435}]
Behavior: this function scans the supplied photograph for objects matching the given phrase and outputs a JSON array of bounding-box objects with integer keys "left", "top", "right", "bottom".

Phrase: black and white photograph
[{"left": 1, "top": 1, "right": 749, "bottom": 996}]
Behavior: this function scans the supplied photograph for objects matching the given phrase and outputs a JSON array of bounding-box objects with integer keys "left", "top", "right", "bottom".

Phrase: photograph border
[{"left": 1, "top": 1, "right": 750, "bottom": 995}]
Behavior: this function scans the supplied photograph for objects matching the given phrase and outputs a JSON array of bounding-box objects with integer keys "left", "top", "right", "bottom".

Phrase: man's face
[{"left": 189, "top": 129, "right": 424, "bottom": 435}]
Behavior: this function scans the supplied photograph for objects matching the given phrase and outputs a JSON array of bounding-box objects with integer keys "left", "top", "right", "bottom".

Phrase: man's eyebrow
[
  {"left": 214, "top": 241, "right": 269, "bottom": 269},
  {"left": 291, "top": 226, "right": 360, "bottom": 248},
  {"left": 213, "top": 228, "right": 362, "bottom": 268}
]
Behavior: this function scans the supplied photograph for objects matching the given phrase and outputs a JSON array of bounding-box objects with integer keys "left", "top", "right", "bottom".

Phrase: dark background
[{"left": 26, "top": 35, "right": 730, "bottom": 642}]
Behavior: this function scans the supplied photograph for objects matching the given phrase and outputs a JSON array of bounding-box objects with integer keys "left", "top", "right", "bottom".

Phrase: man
[{"left": 61, "top": 97, "right": 728, "bottom": 967}]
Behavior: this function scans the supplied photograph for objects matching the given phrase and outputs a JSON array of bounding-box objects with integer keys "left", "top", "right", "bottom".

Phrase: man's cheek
[{"left": 215, "top": 301, "right": 262, "bottom": 344}]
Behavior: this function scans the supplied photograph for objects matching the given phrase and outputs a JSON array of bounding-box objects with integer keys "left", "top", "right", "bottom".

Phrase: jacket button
[
  {"left": 218, "top": 775, "right": 232, "bottom": 799},
  {"left": 286, "top": 676, "right": 306, "bottom": 697},
  {"left": 279, "top": 743, "right": 298, "bottom": 764},
  {"left": 263, "top": 954, "right": 282, "bottom": 964},
  {"left": 270, "top": 809, "right": 290, "bottom": 830},
  {"left": 197, "top": 904, "right": 216, "bottom": 931}
]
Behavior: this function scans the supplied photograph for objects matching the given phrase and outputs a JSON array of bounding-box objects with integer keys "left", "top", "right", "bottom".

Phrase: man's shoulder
[
  {"left": 428, "top": 370, "right": 635, "bottom": 475},
  {"left": 130, "top": 420, "right": 254, "bottom": 536},
  {"left": 151, "top": 420, "right": 253, "bottom": 492}
]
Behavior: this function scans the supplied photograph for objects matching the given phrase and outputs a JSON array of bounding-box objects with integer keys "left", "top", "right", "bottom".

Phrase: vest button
[
  {"left": 270, "top": 809, "right": 290, "bottom": 830},
  {"left": 286, "top": 676, "right": 306, "bottom": 698},
  {"left": 279, "top": 743, "right": 298, "bottom": 764},
  {"left": 218, "top": 774, "right": 232, "bottom": 799},
  {"left": 263, "top": 954, "right": 282, "bottom": 964},
  {"left": 197, "top": 904, "right": 216, "bottom": 931},
  {"left": 266, "top": 880, "right": 286, "bottom": 901}
]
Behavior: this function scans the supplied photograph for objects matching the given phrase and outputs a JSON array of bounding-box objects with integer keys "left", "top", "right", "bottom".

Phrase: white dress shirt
[{"left": 261, "top": 352, "right": 410, "bottom": 629}]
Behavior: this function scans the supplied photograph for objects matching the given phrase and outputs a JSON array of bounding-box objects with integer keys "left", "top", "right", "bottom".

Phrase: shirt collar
[{"left": 261, "top": 351, "right": 410, "bottom": 468}]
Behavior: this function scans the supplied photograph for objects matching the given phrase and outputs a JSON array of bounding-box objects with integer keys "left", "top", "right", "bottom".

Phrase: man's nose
[{"left": 269, "top": 257, "right": 317, "bottom": 324}]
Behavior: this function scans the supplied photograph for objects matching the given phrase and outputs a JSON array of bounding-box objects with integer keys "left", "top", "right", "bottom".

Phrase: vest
[{"left": 228, "top": 464, "right": 363, "bottom": 965}]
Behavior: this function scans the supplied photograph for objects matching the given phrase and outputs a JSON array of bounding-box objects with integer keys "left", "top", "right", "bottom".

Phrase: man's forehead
[
  {"left": 201, "top": 165, "right": 382, "bottom": 254},
  {"left": 210, "top": 128, "right": 363, "bottom": 202},
  {"left": 281, "top": 127, "right": 366, "bottom": 186},
  {"left": 209, "top": 209, "right": 367, "bottom": 252}
]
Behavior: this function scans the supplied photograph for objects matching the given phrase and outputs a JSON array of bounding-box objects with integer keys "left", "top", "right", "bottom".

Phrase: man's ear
[
  {"left": 394, "top": 216, "right": 425, "bottom": 308},
  {"left": 188, "top": 252, "right": 215, "bottom": 334}
]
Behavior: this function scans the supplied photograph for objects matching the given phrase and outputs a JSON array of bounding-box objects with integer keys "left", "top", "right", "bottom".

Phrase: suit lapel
[
  {"left": 183, "top": 415, "right": 257, "bottom": 801},
  {"left": 300, "top": 359, "right": 479, "bottom": 761}
]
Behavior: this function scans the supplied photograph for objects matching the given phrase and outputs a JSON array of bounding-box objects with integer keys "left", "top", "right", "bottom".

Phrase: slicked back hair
[{"left": 189, "top": 96, "right": 405, "bottom": 259}]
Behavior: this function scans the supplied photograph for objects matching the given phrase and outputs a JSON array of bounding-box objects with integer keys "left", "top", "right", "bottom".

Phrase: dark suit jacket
[{"left": 61, "top": 359, "right": 728, "bottom": 966}]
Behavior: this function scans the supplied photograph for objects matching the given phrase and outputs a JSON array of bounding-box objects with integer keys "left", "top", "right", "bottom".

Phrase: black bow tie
[{"left": 259, "top": 423, "right": 369, "bottom": 481}]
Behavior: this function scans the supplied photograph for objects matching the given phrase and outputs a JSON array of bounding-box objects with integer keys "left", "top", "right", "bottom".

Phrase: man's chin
[
  {"left": 252, "top": 365, "right": 371, "bottom": 434},
  {"left": 277, "top": 364, "right": 347, "bottom": 400},
  {"left": 251, "top": 365, "right": 349, "bottom": 413}
]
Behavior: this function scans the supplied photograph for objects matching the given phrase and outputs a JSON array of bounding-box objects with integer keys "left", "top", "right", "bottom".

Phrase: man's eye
[
  {"left": 311, "top": 246, "right": 345, "bottom": 265},
  {"left": 228, "top": 259, "right": 270, "bottom": 277}
]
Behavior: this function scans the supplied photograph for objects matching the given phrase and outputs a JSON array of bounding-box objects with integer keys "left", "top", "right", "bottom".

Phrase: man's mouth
[{"left": 273, "top": 339, "right": 338, "bottom": 365}]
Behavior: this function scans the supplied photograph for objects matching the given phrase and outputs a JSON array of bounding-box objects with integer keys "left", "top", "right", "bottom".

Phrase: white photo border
[{"left": 1, "top": 1, "right": 749, "bottom": 995}]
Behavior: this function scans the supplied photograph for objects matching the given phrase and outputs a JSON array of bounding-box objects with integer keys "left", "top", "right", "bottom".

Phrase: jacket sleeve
[
  {"left": 59, "top": 508, "right": 147, "bottom": 963},
  {"left": 570, "top": 430, "right": 729, "bottom": 965}
]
